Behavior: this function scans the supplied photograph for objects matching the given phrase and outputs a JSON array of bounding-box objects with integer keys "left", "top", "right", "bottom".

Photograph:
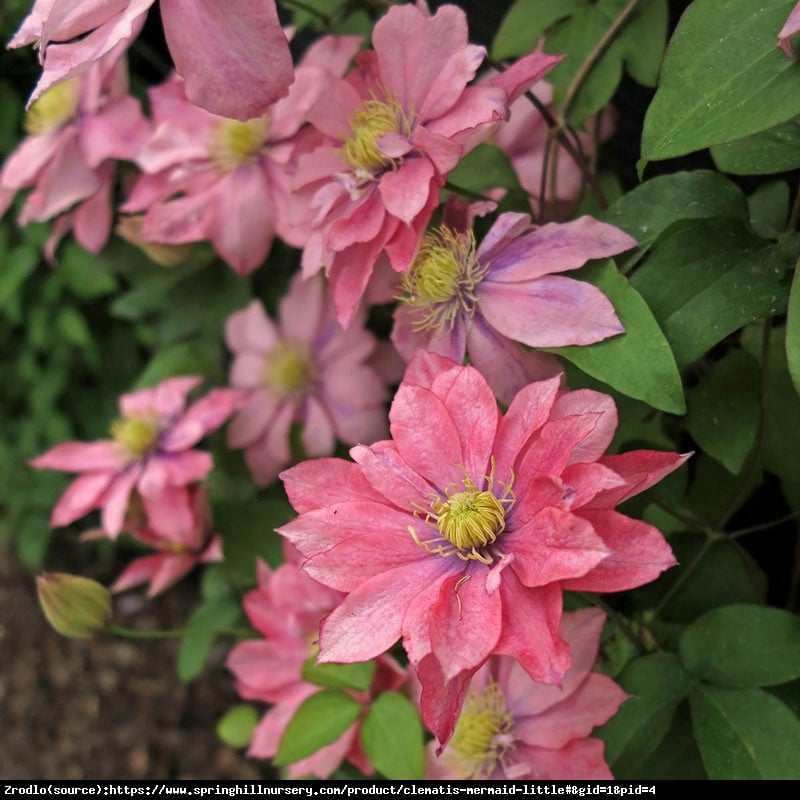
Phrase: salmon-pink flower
[
  {"left": 0, "top": 51, "right": 149, "bottom": 258},
  {"left": 226, "top": 274, "right": 389, "bottom": 487},
  {"left": 425, "top": 609, "right": 627, "bottom": 779},
  {"left": 227, "top": 549, "right": 405, "bottom": 778},
  {"left": 9, "top": 0, "right": 293, "bottom": 121},
  {"left": 391, "top": 211, "right": 635, "bottom": 405},
  {"left": 291, "top": 3, "right": 561, "bottom": 327},
  {"left": 30, "top": 376, "right": 246, "bottom": 537},
  {"left": 279, "top": 352, "right": 686, "bottom": 744},
  {"left": 111, "top": 484, "right": 221, "bottom": 597},
  {"left": 123, "top": 35, "right": 361, "bottom": 275},
  {"left": 779, "top": 3, "right": 800, "bottom": 57}
]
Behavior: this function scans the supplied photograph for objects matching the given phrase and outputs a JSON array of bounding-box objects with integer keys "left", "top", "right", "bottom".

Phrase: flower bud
[{"left": 36, "top": 573, "right": 112, "bottom": 639}]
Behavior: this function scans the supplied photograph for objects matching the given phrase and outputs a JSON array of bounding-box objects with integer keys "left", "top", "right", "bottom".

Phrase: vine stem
[
  {"left": 558, "top": 0, "right": 643, "bottom": 125},
  {"left": 108, "top": 625, "right": 185, "bottom": 640},
  {"left": 651, "top": 537, "right": 716, "bottom": 619},
  {"left": 729, "top": 509, "right": 800, "bottom": 539},
  {"left": 577, "top": 593, "right": 645, "bottom": 652}
]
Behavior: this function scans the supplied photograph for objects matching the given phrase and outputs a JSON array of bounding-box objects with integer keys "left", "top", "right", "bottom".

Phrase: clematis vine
[
  {"left": 123, "top": 35, "right": 362, "bottom": 275},
  {"left": 227, "top": 547, "right": 406, "bottom": 778},
  {"left": 291, "top": 2, "right": 562, "bottom": 326},
  {"left": 110, "top": 484, "right": 221, "bottom": 597},
  {"left": 424, "top": 609, "right": 627, "bottom": 779},
  {"left": 392, "top": 209, "right": 636, "bottom": 404},
  {"left": 0, "top": 50, "right": 149, "bottom": 259},
  {"left": 225, "top": 273, "right": 390, "bottom": 487},
  {"left": 279, "top": 352, "right": 687, "bottom": 744},
  {"left": 31, "top": 376, "right": 246, "bottom": 537},
  {"left": 8, "top": 0, "right": 293, "bottom": 120}
]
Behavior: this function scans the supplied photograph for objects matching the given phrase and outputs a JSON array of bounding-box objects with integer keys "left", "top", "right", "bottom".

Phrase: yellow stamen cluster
[
  {"left": 399, "top": 227, "right": 486, "bottom": 332},
  {"left": 110, "top": 416, "right": 159, "bottom": 460},
  {"left": 264, "top": 343, "right": 315, "bottom": 395},
  {"left": 341, "top": 93, "right": 412, "bottom": 178},
  {"left": 210, "top": 115, "right": 270, "bottom": 173},
  {"left": 445, "top": 681, "right": 515, "bottom": 779},
  {"left": 410, "top": 459, "right": 514, "bottom": 565},
  {"left": 24, "top": 79, "right": 80, "bottom": 136}
]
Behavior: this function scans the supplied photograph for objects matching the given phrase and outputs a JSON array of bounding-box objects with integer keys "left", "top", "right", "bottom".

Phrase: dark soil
[{"left": 0, "top": 543, "right": 265, "bottom": 780}]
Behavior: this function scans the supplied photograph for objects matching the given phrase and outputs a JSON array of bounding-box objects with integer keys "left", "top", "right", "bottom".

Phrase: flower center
[
  {"left": 24, "top": 79, "right": 80, "bottom": 136},
  {"left": 399, "top": 226, "right": 486, "bottom": 332},
  {"left": 110, "top": 416, "right": 159, "bottom": 460},
  {"left": 210, "top": 115, "right": 270, "bottom": 172},
  {"left": 445, "top": 681, "right": 515, "bottom": 779},
  {"left": 341, "top": 93, "right": 411, "bottom": 178},
  {"left": 264, "top": 343, "right": 315, "bottom": 395},
  {"left": 409, "top": 459, "right": 514, "bottom": 565}
]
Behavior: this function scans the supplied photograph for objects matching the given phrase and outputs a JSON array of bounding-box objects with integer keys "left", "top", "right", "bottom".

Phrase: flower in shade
[
  {"left": 779, "top": 3, "right": 800, "bottom": 57},
  {"left": 30, "top": 376, "right": 246, "bottom": 537},
  {"left": 0, "top": 51, "right": 149, "bottom": 259},
  {"left": 9, "top": 0, "right": 293, "bottom": 121},
  {"left": 291, "top": 2, "right": 562, "bottom": 326},
  {"left": 424, "top": 608, "right": 627, "bottom": 779},
  {"left": 391, "top": 210, "right": 636, "bottom": 405},
  {"left": 225, "top": 273, "right": 390, "bottom": 487},
  {"left": 493, "top": 82, "right": 614, "bottom": 220},
  {"left": 123, "top": 35, "right": 362, "bottom": 275},
  {"left": 227, "top": 547, "right": 406, "bottom": 778},
  {"left": 279, "top": 352, "right": 687, "bottom": 744},
  {"left": 111, "top": 484, "right": 221, "bottom": 597}
]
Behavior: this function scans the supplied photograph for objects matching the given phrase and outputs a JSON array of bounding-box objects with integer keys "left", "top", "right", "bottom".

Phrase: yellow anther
[
  {"left": 341, "top": 93, "right": 411, "bottom": 177},
  {"left": 110, "top": 416, "right": 159, "bottom": 460},
  {"left": 210, "top": 115, "right": 270, "bottom": 172},
  {"left": 24, "top": 80, "right": 80, "bottom": 136},
  {"left": 264, "top": 343, "right": 315, "bottom": 394}
]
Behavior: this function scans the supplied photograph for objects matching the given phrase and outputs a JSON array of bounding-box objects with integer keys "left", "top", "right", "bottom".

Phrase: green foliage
[
  {"left": 642, "top": 0, "right": 800, "bottom": 161},
  {"left": 360, "top": 692, "right": 425, "bottom": 780},
  {"left": 787, "top": 265, "right": 800, "bottom": 397},
  {"left": 217, "top": 705, "right": 260, "bottom": 749},
  {"left": 492, "top": 0, "right": 583, "bottom": 60},
  {"left": 302, "top": 657, "right": 376, "bottom": 692},
  {"left": 712, "top": 118, "right": 800, "bottom": 175}
]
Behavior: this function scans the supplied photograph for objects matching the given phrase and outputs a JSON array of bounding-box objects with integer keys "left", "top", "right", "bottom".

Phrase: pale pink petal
[
  {"left": 479, "top": 275, "right": 624, "bottom": 348},
  {"left": 78, "top": 95, "right": 150, "bottom": 166},
  {"left": 111, "top": 554, "right": 164, "bottom": 594},
  {"left": 140, "top": 486, "right": 195, "bottom": 544},
  {"left": 163, "top": 388, "right": 245, "bottom": 450},
  {"left": 487, "top": 51, "right": 563, "bottom": 104},
  {"left": 243, "top": 403, "right": 295, "bottom": 487},
  {"left": 153, "top": 375, "right": 202, "bottom": 417},
  {"left": 228, "top": 390, "right": 281, "bottom": 449},
  {"left": 0, "top": 130, "right": 64, "bottom": 190},
  {"left": 159, "top": 0, "right": 293, "bottom": 120},
  {"left": 281, "top": 458, "right": 386, "bottom": 514},
  {"left": 779, "top": 3, "right": 800, "bottom": 57},
  {"left": 565, "top": 510, "right": 677, "bottom": 593},
  {"left": 551, "top": 389, "right": 619, "bottom": 466},
  {"left": 247, "top": 684, "right": 319, "bottom": 759},
  {"left": 145, "top": 553, "right": 198, "bottom": 595},
  {"left": 350, "top": 440, "right": 433, "bottom": 511},
  {"left": 8, "top": 0, "right": 58, "bottom": 48},
  {"left": 49, "top": 471, "right": 115, "bottom": 528},
  {"left": 278, "top": 272, "right": 325, "bottom": 344},
  {"left": 416, "top": 655, "right": 475, "bottom": 747},
  {"left": 227, "top": 639, "right": 309, "bottom": 702},
  {"left": 140, "top": 190, "right": 216, "bottom": 245},
  {"left": 158, "top": 450, "right": 214, "bottom": 486},
  {"left": 226, "top": 300, "right": 279, "bottom": 353},
  {"left": 378, "top": 156, "right": 435, "bottom": 224},
  {"left": 301, "top": 396, "right": 336, "bottom": 458},
  {"left": 72, "top": 176, "right": 113, "bottom": 253},
  {"left": 425, "top": 85, "right": 506, "bottom": 147},
  {"left": 306, "top": 77, "right": 363, "bottom": 141},
  {"left": 101, "top": 468, "right": 141, "bottom": 537},
  {"left": 30, "top": 441, "right": 121, "bottom": 472},
  {"left": 230, "top": 354, "right": 265, "bottom": 389},
  {"left": 327, "top": 190, "right": 386, "bottom": 252},
  {"left": 591, "top": 451, "right": 692, "bottom": 509},
  {"left": 511, "top": 738, "right": 612, "bottom": 780},
  {"left": 391, "top": 304, "right": 467, "bottom": 364}
]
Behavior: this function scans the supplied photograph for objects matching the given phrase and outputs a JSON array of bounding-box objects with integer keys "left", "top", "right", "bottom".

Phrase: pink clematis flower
[
  {"left": 424, "top": 608, "right": 627, "bottom": 779},
  {"left": 225, "top": 273, "right": 390, "bottom": 487},
  {"left": 779, "top": 3, "right": 800, "bottom": 57},
  {"left": 494, "top": 82, "right": 614, "bottom": 220},
  {"left": 30, "top": 376, "right": 246, "bottom": 537},
  {"left": 0, "top": 50, "right": 149, "bottom": 259},
  {"left": 291, "top": 2, "right": 562, "bottom": 327},
  {"left": 122, "top": 35, "right": 361, "bottom": 276},
  {"left": 279, "top": 352, "right": 687, "bottom": 745},
  {"left": 9, "top": 0, "right": 293, "bottom": 120},
  {"left": 111, "top": 484, "right": 221, "bottom": 597},
  {"left": 227, "top": 548, "right": 406, "bottom": 778},
  {"left": 391, "top": 209, "right": 635, "bottom": 405}
]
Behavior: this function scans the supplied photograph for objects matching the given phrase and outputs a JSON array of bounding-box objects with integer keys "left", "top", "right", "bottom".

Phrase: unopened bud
[{"left": 36, "top": 573, "right": 112, "bottom": 639}]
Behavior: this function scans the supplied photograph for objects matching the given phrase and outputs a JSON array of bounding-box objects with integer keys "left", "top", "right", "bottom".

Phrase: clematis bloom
[
  {"left": 111, "top": 484, "right": 221, "bottom": 597},
  {"left": 392, "top": 211, "right": 635, "bottom": 404},
  {"left": 779, "top": 3, "right": 800, "bottom": 57},
  {"left": 9, "top": 0, "right": 293, "bottom": 120},
  {"left": 226, "top": 274, "right": 389, "bottom": 487},
  {"left": 279, "top": 352, "right": 686, "bottom": 744},
  {"left": 227, "top": 549, "right": 405, "bottom": 778},
  {"left": 0, "top": 51, "right": 149, "bottom": 258},
  {"left": 291, "top": 2, "right": 561, "bottom": 326},
  {"left": 425, "top": 609, "right": 627, "bottom": 779},
  {"left": 31, "top": 376, "right": 245, "bottom": 537}
]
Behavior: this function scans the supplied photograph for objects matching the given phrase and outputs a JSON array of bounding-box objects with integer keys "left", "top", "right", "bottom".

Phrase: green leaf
[
  {"left": 132, "top": 342, "right": 220, "bottom": 389},
  {"left": 602, "top": 171, "right": 748, "bottom": 271},
  {"left": 630, "top": 220, "right": 787, "bottom": 366},
  {"left": 446, "top": 144, "right": 523, "bottom": 194},
  {"left": 690, "top": 684, "right": 800, "bottom": 778},
  {"left": 637, "top": 702, "right": 708, "bottom": 780},
  {"left": 685, "top": 349, "right": 760, "bottom": 474},
  {"left": 712, "top": 117, "right": 800, "bottom": 175},
  {"left": 788, "top": 266, "right": 800, "bottom": 397},
  {"left": 748, "top": 181, "right": 790, "bottom": 239},
  {"left": 0, "top": 245, "right": 37, "bottom": 322},
  {"left": 680, "top": 604, "right": 800, "bottom": 688},
  {"left": 596, "top": 653, "right": 689, "bottom": 778},
  {"left": 274, "top": 689, "right": 361, "bottom": 766},
  {"left": 360, "top": 692, "right": 425, "bottom": 780},
  {"left": 641, "top": 0, "right": 800, "bottom": 161},
  {"left": 177, "top": 598, "right": 241, "bottom": 682},
  {"left": 491, "top": 0, "right": 582, "bottom": 60},
  {"left": 217, "top": 705, "right": 259, "bottom": 749},
  {"left": 549, "top": 260, "right": 685, "bottom": 413},
  {"left": 58, "top": 241, "right": 119, "bottom": 299},
  {"left": 302, "top": 657, "right": 376, "bottom": 693},
  {"left": 620, "top": 0, "right": 668, "bottom": 88}
]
